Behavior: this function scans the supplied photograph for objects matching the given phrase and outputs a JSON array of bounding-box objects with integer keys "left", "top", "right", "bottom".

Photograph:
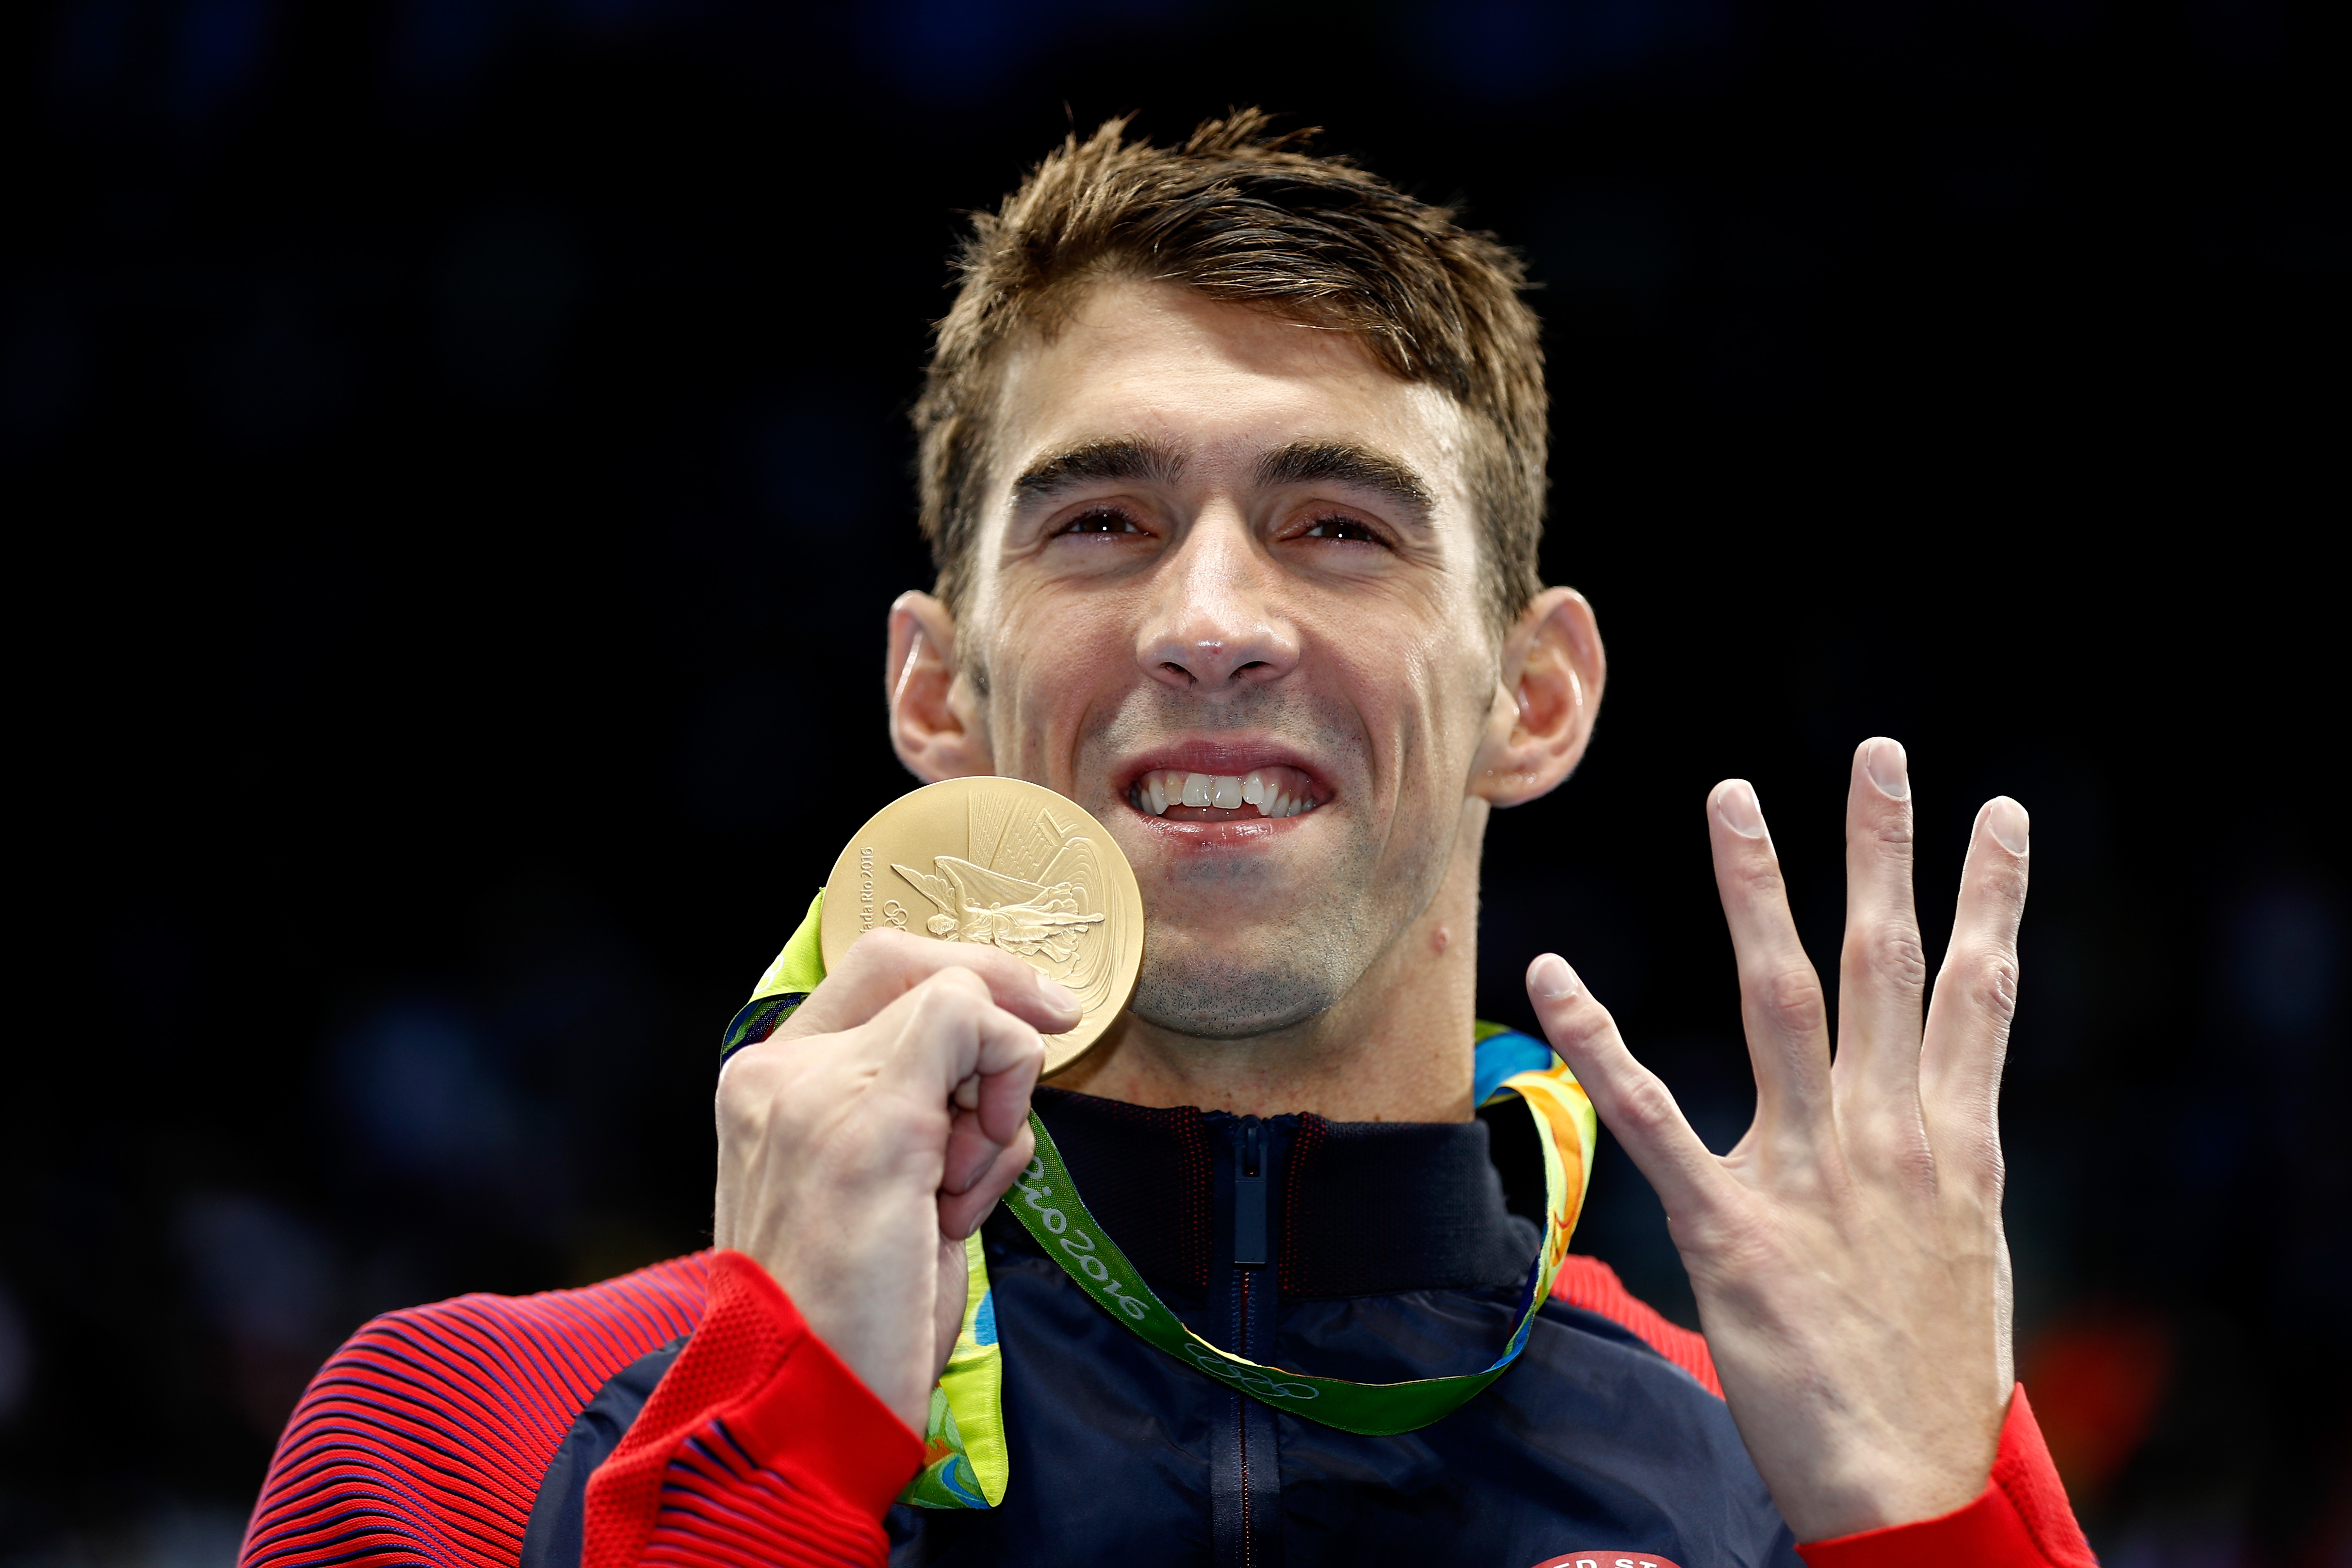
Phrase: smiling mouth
[{"left": 1127, "top": 765, "right": 1324, "bottom": 821}]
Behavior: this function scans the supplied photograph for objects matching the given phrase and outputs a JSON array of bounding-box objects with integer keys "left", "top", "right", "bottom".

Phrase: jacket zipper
[
  {"left": 1236, "top": 1267, "right": 1255, "bottom": 1566},
  {"left": 1235, "top": 1118, "right": 1265, "bottom": 1567},
  {"left": 1234, "top": 1119, "right": 1268, "bottom": 1265}
]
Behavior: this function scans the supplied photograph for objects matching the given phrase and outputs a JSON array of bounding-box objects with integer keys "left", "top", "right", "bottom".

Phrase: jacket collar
[{"left": 1004, "top": 1085, "right": 1544, "bottom": 1300}]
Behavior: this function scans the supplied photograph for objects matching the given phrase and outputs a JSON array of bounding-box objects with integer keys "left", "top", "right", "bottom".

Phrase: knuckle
[
  {"left": 1616, "top": 1070, "right": 1682, "bottom": 1136},
  {"left": 1861, "top": 801, "right": 1915, "bottom": 849},
  {"left": 1545, "top": 993, "right": 1612, "bottom": 1045},
  {"left": 1878, "top": 1131, "right": 1939, "bottom": 1193},
  {"left": 944, "top": 967, "right": 999, "bottom": 1003},
  {"left": 1964, "top": 949, "right": 2022, "bottom": 1025},
  {"left": 1679, "top": 1204, "right": 1781, "bottom": 1279},
  {"left": 1734, "top": 858, "right": 1790, "bottom": 902},
  {"left": 1943, "top": 1143, "right": 2005, "bottom": 1208},
  {"left": 910, "top": 967, "right": 989, "bottom": 1020},
  {"left": 1846, "top": 922, "right": 1930, "bottom": 990},
  {"left": 972, "top": 945, "right": 1032, "bottom": 979},
  {"left": 843, "top": 924, "right": 915, "bottom": 973},
  {"left": 1971, "top": 855, "right": 2030, "bottom": 913},
  {"left": 714, "top": 1054, "right": 782, "bottom": 1127},
  {"left": 1753, "top": 966, "right": 1828, "bottom": 1036},
  {"left": 714, "top": 1083, "right": 764, "bottom": 1142}
]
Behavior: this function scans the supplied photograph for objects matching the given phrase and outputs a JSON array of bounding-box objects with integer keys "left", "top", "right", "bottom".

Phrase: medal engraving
[{"left": 822, "top": 777, "right": 1144, "bottom": 1073}]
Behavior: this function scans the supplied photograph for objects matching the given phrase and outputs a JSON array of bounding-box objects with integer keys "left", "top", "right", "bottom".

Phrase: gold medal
[{"left": 820, "top": 776, "right": 1144, "bottom": 1073}]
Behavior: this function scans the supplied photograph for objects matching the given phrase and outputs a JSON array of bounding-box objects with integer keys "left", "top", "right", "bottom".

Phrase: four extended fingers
[
  {"left": 1540, "top": 754, "right": 2026, "bottom": 1199},
  {"left": 753, "top": 757, "right": 2018, "bottom": 1251}
]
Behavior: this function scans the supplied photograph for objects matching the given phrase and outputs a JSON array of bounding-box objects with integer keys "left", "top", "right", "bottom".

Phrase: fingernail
[
  {"left": 1716, "top": 780, "right": 1766, "bottom": 838},
  {"left": 1529, "top": 953, "right": 1582, "bottom": 1002},
  {"left": 1987, "top": 797, "right": 2030, "bottom": 855},
  {"left": 1865, "top": 739, "right": 1911, "bottom": 801},
  {"left": 1037, "top": 971, "right": 1074, "bottom": 1014}
]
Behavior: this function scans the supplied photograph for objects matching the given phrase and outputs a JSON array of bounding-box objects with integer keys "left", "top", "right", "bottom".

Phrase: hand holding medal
[
  {"left": 710, "top": 777, "right": 1134, "bottom": 1435},
  {"left": 721, "top": 777, "right": 1593, "bottom": 1507}
]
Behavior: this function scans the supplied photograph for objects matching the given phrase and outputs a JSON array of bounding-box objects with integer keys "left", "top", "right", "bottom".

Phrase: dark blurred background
[{"left": 3, "top": 0, "right": 2345, "bottom": 1563}]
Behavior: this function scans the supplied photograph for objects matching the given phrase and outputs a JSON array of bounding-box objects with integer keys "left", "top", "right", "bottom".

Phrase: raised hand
[
  {"left": 714, "top": 929, "right": 1078, "bottom": 1430},
  {"left": 1527, "top": 738, "right": 2030, "bottom": 1540}
]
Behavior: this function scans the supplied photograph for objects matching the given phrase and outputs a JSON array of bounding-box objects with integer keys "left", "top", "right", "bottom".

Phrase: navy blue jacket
[{"left": 525, "top": 1085, "right": 1800, "bottom": 1568}]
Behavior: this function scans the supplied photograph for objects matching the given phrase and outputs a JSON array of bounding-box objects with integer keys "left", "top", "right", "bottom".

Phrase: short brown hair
[{"left": 912, "top": 110, "right": 1548, "bottom": 638}]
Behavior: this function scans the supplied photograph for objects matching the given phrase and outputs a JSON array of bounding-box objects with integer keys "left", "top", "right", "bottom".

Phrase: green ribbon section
[
  {"left": 1002, "top": 1074, "right": 1592, "bottom": 1436},
  {"left": 726, "top": 891, "right": 1598, "bottom": 1500},
  {"left": 897, "top": 1230, "right": 1008, "bottom": 1509}
]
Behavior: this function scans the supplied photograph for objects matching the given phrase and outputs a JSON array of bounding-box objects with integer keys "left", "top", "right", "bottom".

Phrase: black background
[{"left": 4, "top": 1, "right": 2345, "bottom": 1563}]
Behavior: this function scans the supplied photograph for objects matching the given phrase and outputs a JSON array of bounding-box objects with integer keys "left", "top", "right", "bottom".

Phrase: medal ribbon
[
  {"left": 1005, "top": 1067, "right": 1593, "bottom": 1435},
  {"left": 727, "top": 894, "right": 1597, "bottom": 1498}
]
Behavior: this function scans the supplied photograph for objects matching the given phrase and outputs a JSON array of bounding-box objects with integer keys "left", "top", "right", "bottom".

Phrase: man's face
[{"left": 953, "top": 279, "right": 1505, "bottom": 1039}]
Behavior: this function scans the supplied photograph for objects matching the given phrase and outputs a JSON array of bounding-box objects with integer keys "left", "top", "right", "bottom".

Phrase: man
[{"left": 243, "top": 113, "right": 2091, "bottom": 1568}]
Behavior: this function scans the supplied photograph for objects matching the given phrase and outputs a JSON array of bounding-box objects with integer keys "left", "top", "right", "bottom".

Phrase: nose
[{"left": 1135, "top": 511, "right": 1301, "bottom": 693}]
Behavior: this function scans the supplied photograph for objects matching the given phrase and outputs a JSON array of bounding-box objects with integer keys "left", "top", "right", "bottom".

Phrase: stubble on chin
[
  {"left": 1128, "top": 924, "right": 1352, "bottom": 1039},
  {"left": 1080, "top": 689, "right": 1435, "bottom": 1041}
]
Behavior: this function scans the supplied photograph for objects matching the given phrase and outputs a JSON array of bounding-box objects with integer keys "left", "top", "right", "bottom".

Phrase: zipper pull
[{"left": 1233, "top": 1117, "right": 1267, "bottom": 1268}]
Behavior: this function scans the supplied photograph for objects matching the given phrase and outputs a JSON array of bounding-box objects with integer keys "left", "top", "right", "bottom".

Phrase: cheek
[
  {"left": 983, "top": 588, "right": 1132, "bottom": 727},
  {"left": 1324, "top": 642, "right": 1479, "bottom": 802}
]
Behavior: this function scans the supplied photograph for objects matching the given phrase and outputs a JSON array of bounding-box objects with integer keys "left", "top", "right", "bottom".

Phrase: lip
[
  {"left": 1110, "top": 739, "right": 1334, "bottom": 845},
  {"left": 1112, "top": 739, "right": 1335, "bottom": 805}
]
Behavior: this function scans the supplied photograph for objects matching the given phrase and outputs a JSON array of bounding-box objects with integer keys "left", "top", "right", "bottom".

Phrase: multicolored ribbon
[{"left": 725, "top": 893, "right": 1595, "bottom": 1504}]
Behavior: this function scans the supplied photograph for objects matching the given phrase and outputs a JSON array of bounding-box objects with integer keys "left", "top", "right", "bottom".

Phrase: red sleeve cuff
[
  {"left": 1797, "top": 1386, "right": 2096, "bottom": 1568},
  {"left": 583, "top": 1250, "right": 924, "bottom": 1568},
  {"left": 720, "top": 1251, "right": 930, "bottom": 1519}
]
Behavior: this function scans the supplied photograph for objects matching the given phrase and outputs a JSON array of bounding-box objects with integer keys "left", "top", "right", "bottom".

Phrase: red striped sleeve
[
  {"left": 583, "top": 1251, "right": 922, "bottom": 1568},
  {"left": 240, "top": 1255, "right": 710, "bottom": 1568}
]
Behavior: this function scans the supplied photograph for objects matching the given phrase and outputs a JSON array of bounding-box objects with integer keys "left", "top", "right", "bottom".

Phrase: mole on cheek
[{"left": 1431, "top": 925, "right": 1449, "bottom": 954}]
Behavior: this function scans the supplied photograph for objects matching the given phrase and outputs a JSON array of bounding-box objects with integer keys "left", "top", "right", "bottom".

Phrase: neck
[{"left": 1047, "top": 800, "right": 1488, "bottom": 1123}]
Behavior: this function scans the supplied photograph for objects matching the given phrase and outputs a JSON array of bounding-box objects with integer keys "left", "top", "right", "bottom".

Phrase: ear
[
  {"left": 886, "top": 591, "right": 994, "bottom": 782},
  {"left": 1470, "top": 586, "right": 1606, "bottom": 808}
]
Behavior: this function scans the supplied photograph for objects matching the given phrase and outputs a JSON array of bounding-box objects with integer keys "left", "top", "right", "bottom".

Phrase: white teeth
[{"left": 1131, "top": 767, "right": 1318, "bottom": 818}]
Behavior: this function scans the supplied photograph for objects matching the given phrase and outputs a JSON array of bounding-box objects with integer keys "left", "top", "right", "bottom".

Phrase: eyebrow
[
  {"left": 1253, "top": 440, "right": 1435, "bottom": 523},
  {"left": 1006, "top": 434, "right": 1438, "bottom": 523},
  {"left": 1010, "top": 436, "right": 1188, "bottom": 501}
]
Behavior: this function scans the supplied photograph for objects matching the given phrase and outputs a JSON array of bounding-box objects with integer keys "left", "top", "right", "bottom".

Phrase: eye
[
  {"left": 1052, "top": 507, "right": 1146, "bottom": 537},
  {"left": 1301, "top": 514, "right": 1386, "bottom": 544}
]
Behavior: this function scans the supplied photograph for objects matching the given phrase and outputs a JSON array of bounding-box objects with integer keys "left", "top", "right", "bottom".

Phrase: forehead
[{"left": 988, "top": 279, "right": 1473, "bottom": 508}]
